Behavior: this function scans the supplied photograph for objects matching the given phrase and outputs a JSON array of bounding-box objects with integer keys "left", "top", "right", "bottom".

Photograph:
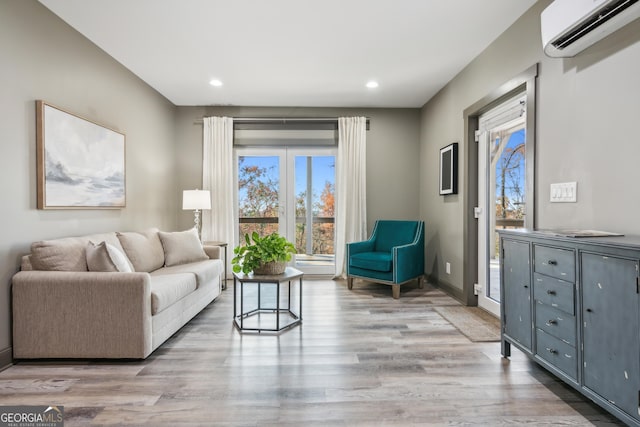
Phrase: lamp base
[{"left": 193, "top": 209, "right": 202, "bottom": 241}]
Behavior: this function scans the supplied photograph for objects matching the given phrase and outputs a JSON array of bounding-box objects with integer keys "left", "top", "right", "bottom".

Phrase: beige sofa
[{"left": 12, "top": 227, "right": 223, "bottom": 359}]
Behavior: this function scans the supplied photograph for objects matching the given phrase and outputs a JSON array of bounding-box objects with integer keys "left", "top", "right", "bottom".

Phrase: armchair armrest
[
  {"left": 393, "top": 240, "right": 425, "bottom": 284},
  {"left": 12, "top": 271, "right": 152, "bottom": 359},
  {"left": 346, "top": 239, "right": 375, "bottom": 256}
]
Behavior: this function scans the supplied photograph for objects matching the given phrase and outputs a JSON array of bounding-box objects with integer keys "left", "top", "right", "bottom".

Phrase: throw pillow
[
  {"left": 86, "top": 232, "right": 127, "bottom": 254},
  {"left": 116, "top": 228, "right": 165, "bottom": 272},
  {"left": 86, "top": 241, "right": 133, "bottom": 272},
  {"left": 158, "top": 227, "right": 208, "bottom": 267},
  {"left": 31, "top": 237, "right": 88, "bottom": 271}
]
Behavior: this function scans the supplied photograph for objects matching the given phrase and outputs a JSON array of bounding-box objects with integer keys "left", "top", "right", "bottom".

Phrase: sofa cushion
[
  {"left": 31, "top": 237, "right": 88, "bottom": 271},
  {"left": 158, "top": 228, "right": 208, "bottom": 267},
  {"left": 152, "top": 259, "right": 222, "bottom": 288},
  {"left": 349, "top": 251, "right": 393, "bottom": 272},
  {"left": 86, "top": 241, "right": 133, "bottom": 272},
  {"left": 149, "top": 273, "right": 197, "bottom": 315},
  {"left": 116, "top": 229, "right": 165, "bottom": 272}
]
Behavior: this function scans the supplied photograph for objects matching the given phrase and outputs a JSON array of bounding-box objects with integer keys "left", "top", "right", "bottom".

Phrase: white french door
[
  {"left": 477, "top": 94, "right": 527, "bottom": 316},
  {"left": 235, "top": 147, "right": 336, "bottom": 275}
]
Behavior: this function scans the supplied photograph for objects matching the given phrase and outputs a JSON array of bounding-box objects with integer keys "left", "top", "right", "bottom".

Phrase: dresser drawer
[
  {"left": 534, "top": 245, "right": 575, "bottom": 282},
  {"left": 533, "top": 273, "right": 575, "bottom": 315},
  {"left": 536, "top": 329, "right": 577, "bottom": 380},
  {"left": 535, "top": 302, "right": 576, "bottom": 345}
]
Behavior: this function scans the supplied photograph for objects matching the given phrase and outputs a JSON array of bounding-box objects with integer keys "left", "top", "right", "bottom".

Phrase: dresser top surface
[{"left": 498, "top": 228, "right": 640, "bottom": 251}]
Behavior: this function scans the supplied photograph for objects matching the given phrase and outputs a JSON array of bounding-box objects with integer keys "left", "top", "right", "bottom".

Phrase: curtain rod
[
  {"left": 232, "top": 117, "right": 370, "bottom": 122},
  {"left": 193, "top": 117, "right": 370, "bottom": 125}
]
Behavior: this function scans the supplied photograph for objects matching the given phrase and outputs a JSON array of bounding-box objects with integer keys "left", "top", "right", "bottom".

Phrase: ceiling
[{"left": 38, "top": 0, "right": 537, "bottom": 108}]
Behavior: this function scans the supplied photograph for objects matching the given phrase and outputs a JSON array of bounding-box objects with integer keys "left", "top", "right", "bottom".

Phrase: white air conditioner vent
[{"left": 541, "top": 0, "right": 640, "bottom": 57}]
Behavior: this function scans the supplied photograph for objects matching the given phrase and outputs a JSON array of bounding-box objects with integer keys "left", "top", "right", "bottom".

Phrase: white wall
[
  {"left": 420, "top": 0, "right": 640, "bottom": 298},
  {"left": 0, "top": 0, "right": 178, "bottom": 363}
]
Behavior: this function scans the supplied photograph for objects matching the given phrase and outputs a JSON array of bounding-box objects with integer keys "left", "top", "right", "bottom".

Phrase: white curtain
[
  {"left": 202, "top": 116, "right": 235, "bottom": 278},
  {"left": 334, "top": 117, "right": 367, "bottom": 278}
]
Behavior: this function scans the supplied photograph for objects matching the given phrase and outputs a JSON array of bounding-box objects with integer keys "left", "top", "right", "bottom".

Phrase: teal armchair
[{"left": 346, "top": 220, "right": 425, "bottom": 299}]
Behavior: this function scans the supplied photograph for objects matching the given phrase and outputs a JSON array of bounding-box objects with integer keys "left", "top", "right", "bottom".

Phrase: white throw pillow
[
  {"left": 158, "top": 227, "right": 208, "bottom": 267},
  {"left": 86, "top": 241, "right": 133, "bottom": 272}
]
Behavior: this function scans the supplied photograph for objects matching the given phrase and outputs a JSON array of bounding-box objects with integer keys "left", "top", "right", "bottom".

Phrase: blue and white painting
[{"left": 42, "top": 104, "right": 125, "bottom": 208}]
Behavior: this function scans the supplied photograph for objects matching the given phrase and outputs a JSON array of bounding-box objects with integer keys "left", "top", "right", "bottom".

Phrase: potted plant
[{"left": 231, "top": 231, "right": 296, "bottom": 275}]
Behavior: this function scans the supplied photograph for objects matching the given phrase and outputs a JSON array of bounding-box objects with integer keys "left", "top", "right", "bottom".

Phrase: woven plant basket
[{"left": 253, "top": 261, "right": 286, "bottom": 275}]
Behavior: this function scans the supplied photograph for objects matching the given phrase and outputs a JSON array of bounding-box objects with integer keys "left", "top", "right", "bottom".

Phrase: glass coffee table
[{"left": 233, "top": 267, "right": 303, "bottom": 333}]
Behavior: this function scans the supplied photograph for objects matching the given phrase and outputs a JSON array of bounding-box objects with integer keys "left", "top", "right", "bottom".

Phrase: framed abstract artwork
[
  {"left": 36, "top": 101, "right": 126, "bottom": 209},
  {"left": 439, "top": 142, "right": 458, "bottom": 195}
]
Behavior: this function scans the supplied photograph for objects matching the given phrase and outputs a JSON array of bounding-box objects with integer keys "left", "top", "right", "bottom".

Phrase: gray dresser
[{"left": 499, "top": 229, "right": 640, "bottom": 426}]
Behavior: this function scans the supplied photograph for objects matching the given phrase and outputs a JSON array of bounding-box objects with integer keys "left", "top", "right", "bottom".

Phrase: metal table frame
[{"left": 233, "top": 267, "right": 303, "bottom": 333}]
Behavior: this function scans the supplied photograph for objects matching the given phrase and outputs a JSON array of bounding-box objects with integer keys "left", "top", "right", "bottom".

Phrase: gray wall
[
  {"left": 12, "top": 0, "right": 637, "bottom": 363},
  {"left": 175, "top": 106, "right": 422, "bottom": 232},
  {"left": 420, "top": 0, "right": 640, "bottom": 297},
  {"left": 0, "top": 1, "right": 421, "bottom": 367},
  {"left": 0, "top": 1, "right": 178, "bottom": 362}
]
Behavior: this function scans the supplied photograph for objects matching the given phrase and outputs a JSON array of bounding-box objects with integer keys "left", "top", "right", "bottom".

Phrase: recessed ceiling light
[
  {"left": 366, "top": 81, "right": 379, "bottom": 89},
  {"left": 209, "top": 79, "right": 223, "bottom": 87}
]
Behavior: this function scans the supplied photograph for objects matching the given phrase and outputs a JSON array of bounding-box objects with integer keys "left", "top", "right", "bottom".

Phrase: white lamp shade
[{"left": 182, "top": 190, "right": 211, "bottom": 210}]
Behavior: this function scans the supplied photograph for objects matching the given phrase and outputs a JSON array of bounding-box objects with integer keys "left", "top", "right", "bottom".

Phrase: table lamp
[{"left": 182, "top": 189, "right": 211, "bottom": 240}]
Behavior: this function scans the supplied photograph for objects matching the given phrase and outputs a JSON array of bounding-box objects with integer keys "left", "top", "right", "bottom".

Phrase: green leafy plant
[{"left": 231, "top": 232, "right": 296, "bottom": 274}]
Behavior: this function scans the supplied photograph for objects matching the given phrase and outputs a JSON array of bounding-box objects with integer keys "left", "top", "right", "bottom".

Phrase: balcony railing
[
  {"left": 495, "top": 218, "right": 524, "bottom": 228},
  {"left": 239, "top": 216, "right": 334, "bottom": 224},
  {"left": 238, "top": 216, "right": 335, "bottom": 255}
]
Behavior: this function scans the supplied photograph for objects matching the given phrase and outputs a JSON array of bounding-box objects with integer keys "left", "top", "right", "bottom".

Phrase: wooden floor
[{"left": 0, "top": 279, "right": 623, "bottom": 426}]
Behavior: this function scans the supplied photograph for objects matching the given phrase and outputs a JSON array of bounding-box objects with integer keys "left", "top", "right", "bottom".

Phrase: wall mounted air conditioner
[{"left": 541, "top": 0, "right": 640, "bottom": 57}]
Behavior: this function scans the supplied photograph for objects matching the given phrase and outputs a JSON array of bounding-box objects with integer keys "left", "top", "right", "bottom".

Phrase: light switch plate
[{"left": 550, "top": 182, "right": 577, "bottom": 203}]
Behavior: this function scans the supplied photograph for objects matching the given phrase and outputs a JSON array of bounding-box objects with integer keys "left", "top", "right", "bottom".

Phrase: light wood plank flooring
[{"left": 0, "top": 279, "right": 623, "bottom": 426}]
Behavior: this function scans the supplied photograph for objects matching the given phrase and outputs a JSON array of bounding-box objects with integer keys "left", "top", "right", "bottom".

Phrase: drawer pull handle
[
  {"left": 547, "top": 260, "right": 558, "bottom": 265},
  {"left": 523, "top": 285, "right": 529, "bottom": 289},
  {"left": 586, "top": 308, "right": 593, "bottom": 313},
  {"left": 546, "top": 319, "right": 557, "bottom": 326},
  {"left": 546, "top": 290, "right": 556, "bottom": 295},
  {"left": 546, "top": 347, "right": 558, "bottom": 355}
]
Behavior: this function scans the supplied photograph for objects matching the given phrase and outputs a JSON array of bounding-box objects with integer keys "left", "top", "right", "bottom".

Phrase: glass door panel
[
  {"left": 478, "top": 101, "right": 527, "bottom": 316},
  {"left": 291, "top": 152, "right": 335, "bottom": 275},
  {"left": 488, "top": 126, "right": 526, "bottom": 302},
  {"left": 236, "top": 148, "right": 336, "bottom": 276},
  {"left": 237, "top": 154, "right": 283, "bottom": 239}
]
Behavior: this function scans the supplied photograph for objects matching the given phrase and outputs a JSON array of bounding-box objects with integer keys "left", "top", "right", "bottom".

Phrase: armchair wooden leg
[
  {"left": 392, "top": 284, "right": 400, "bottom": 299},
  {"left": 347, "top": 277, "right": 354, "bottom": 290}
]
